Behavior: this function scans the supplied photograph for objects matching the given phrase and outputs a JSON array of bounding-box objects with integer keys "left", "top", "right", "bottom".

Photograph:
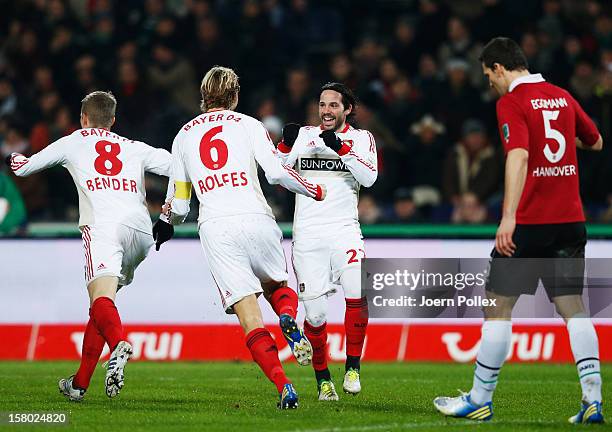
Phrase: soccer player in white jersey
[
  {"left": 153, "top": 66, "right": 326, "bottom": 409},
  {"left": 7, "top": 91, "right": 171, "bottom": 402},
  {"left": 277, "top": 83, "right": 378, "bottom": 401}
]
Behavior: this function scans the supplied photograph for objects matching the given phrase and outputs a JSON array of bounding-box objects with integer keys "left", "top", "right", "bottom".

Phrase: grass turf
[{"left": 0, "top": 362, "right": 608, "bottom": 431}]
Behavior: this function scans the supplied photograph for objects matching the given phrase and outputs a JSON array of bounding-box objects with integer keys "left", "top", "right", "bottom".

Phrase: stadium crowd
[{"left": 0, "top": 0, "right": 610, "bottom": 232}]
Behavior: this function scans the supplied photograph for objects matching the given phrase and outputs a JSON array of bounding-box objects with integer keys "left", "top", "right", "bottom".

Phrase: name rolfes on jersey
[
  {"left": 185, "top": 111, "right": 249, "bottom": 194},
  {"left": 528, "top": 96, "right": 576, "bottom": 178}
]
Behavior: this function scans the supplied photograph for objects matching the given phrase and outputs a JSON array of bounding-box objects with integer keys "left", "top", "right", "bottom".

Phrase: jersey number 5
[
  {"left": 542, "top": 110, "right": 566, "bottom": 163},
  {"left": 94, "top": 141, "right": 123, "bottom": 176},
  {"left": 200, "top": 126, "right": 228, "bottom": 170}
]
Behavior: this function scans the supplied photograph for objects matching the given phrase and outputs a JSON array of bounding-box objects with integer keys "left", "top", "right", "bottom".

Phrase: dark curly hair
[{"left": 320, "top": 82, "right": 358, "bottom": 120}]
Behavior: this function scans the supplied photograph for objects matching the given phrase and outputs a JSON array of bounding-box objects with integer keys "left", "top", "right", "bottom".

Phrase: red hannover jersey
[{"left": 496, "top": 74, "right": 599, "bottom": 224}]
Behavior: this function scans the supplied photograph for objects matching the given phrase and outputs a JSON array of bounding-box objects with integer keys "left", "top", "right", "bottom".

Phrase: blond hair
[
  {"left": 200, "top": 66, "right": 240, "bottom": 112},
  {"left": 81, "top": 91, "right": 116, "bottom": 128}
]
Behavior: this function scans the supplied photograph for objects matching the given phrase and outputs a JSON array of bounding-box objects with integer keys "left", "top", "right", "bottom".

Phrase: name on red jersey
[
  {"left": 198, "top": 171, "right": 248, "bottom": 193},
  {"left": 530, "top": 97, "right": 568, "bottom": 110}
]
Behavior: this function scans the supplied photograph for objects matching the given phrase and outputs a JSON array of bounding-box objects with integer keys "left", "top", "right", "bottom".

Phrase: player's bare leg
[
  {"left": 554, "top": 295, "right": 604, "bottom": 423},
  {"left": 263, "top": 280, "right": 312, "bottom": 366},
  {"left": 234, "top": 294, "right": 298, "bottom": 409},
  {"left": 434, "top": 291, "right": 517, "bottom": 420},
  {"left": 341, "top": 268, "right": 368, "bottom": 395},
  {"left": 87, "top": 276, "right": 133, "bottom": 398}
]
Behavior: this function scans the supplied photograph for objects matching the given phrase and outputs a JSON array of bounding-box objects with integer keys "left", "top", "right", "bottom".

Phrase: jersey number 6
[
  {"left": 94, "top": 140, "right": 123, "bottom": 176},
  {"left": 200, "top": 126, "right": 229, "bottom": 170}
]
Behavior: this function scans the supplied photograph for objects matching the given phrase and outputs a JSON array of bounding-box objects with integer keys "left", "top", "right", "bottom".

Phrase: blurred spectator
[
  {"left": 113, "top": 61, "right": 155, "bottom": 140},
  {"left": 329, "top": 53, "right": 359, "bottom": 91},
  {"left": 571, "top": 59, "right": 599, "bottom": 104},
  {"left": 0, "top": 76, "right": 18, "bottom": 118},
  {"left": 389, "top": 17, "right": 421, "bottom": 76},
  {"left": 1, "top": 121, "right": 48, "bottom": 220},
  {"left": 406, "top": 115, "right": 447, "bottom": 191},
  {"left": 191, "top": 17, "right": 234, "bottom": 78},
  {"left": 383, "top": 188, "right": 425, "bottom": 223},
  {"left": 437, "top": 16, "right": 483, "bottom": 86},
  {"left": 436, "top": 59, "right": 482, "bottom": 141},
  {"left": 0, "top": 169, "right": 26, "bottom": 235},
  {"left": 279, "top": 68, "right": 312, "bottom": 124},
  {"left": 148, "top": 42, "right": 199, "bottom": 117},
  {"left": 30, "top": 104, "right": 77, "bottom": 153},
  {"left": 442, "top": 119, "right": 502, "bottom": 205},
  {"left": 451, "top": 192, "right": 489, "bottom": 224},
  {"left": 358, "top": 193, "right": 382, "bottom": 224}
]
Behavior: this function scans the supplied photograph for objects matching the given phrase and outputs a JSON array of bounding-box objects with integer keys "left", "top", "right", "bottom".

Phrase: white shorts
[
  {"left": 199, "top": 214, "right": 289, "bottom": 314},
  {"left": 292, "top": 228, "right": 365, "bottom": 300},
  {"left": 81, "top": 223, "right": 153, "bottom": 287}
]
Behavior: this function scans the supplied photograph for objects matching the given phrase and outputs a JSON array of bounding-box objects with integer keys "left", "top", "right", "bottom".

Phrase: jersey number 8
[
  {"left": 94, "top": 140, "right": 123, "bottom": 176},
  {"left": 200, "top": 126, "right": 229, "bottom": 170}
]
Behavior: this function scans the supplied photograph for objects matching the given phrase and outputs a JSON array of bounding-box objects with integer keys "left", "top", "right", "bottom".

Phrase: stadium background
[{"left": 1, "top": 0, "right": 611, "bottom": 364}]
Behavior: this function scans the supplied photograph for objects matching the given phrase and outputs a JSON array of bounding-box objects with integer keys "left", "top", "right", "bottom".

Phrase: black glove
[
  {"left": 281, "top": 123, "right": 301, "bottom": 148},
  {"left": 153, "top": 219, "right": 174, "bottom": 251},
  {"left": 319, "top": 130, "right": 342, "bottom": 152},
  {"left": 4, "top": 154, "right": 11, "bottom": 166}
]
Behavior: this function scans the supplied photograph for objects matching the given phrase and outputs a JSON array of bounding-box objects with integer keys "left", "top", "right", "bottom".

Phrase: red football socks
[
  {"left": 345, "top": 297, "right": 369, "bottom": 358},
  {"left": 73, "top": 314, "right": 105, "bottom": 390},
  {"left": 245, "top": 327, "right": 289, "bottom": 393},
  {"left": 268, "top": 287, "right": 298, "bottom": 319},
  {"left": 304, "top": 321, "right": 329, "bottom": 371},
  {"left": 90, "top": 297, "right": 123, "bottom": 352}
]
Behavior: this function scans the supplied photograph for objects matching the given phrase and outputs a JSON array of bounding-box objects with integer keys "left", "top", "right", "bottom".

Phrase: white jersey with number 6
[
  {"left": 164, "top": 109, "right": 322, "bottom": 225},
  {"left": 10, "top": 128, "right": 171, "bottom": 234}
]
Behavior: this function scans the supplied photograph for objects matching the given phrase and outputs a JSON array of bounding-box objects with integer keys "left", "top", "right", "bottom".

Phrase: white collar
[{"left": 509, "top": 73, "right": 545, "bottom": 93}]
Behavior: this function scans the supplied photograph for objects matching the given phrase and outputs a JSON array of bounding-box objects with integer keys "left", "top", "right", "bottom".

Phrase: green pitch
[{"left": 0, "top": 362, "right": 609, "bottom": 431}]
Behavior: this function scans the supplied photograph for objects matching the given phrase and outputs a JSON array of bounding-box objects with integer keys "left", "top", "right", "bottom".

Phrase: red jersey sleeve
[
  {"left": 496, "top": 96, "right": 529, "bottom": 154},
  {"left": 570, "top": 95, "right": 599, "bottom": 147}
]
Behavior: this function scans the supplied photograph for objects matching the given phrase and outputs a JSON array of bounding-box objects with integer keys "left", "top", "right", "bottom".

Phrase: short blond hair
[
  {"left": 200, "top": 66, "right": 240, "bottom": 112},
  {"left": 81, "top": 91, "right": 116, "bottom": 128}
]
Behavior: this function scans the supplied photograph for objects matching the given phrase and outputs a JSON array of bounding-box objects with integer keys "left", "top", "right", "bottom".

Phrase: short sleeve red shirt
[{"left": 496, "top": 74, "right": 599, "bottom": 224}]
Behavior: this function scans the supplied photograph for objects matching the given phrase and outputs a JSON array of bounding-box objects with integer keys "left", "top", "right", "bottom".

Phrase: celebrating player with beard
[{"left": 278, "top": 83, "right": 378, "bottom": 401}]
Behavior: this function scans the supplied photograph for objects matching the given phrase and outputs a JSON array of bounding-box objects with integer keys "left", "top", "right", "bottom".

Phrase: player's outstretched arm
[
  {"left": 319, "top": 129, "right": 378, "bottom": 187},
  {"left": 253, "top": 122, "right": 325, "bottom": 200},
  {"left": 142, "top": 143, "right": 173, "bottom": 177},
  {"left": 7, "top": 137, "right": 69, "bottom": 177}
]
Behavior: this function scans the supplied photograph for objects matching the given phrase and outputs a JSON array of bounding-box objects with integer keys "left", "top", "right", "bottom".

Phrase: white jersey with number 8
[{"left": 10, "top": 128, "right": 171, "bottom": 233}]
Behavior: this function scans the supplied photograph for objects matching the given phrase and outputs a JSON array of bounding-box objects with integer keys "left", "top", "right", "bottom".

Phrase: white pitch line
[{"left": 293, "top": 419, "right": 559, "bottom": 432}]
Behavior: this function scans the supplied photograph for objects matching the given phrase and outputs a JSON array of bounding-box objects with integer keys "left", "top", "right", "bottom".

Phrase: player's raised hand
[
  {"left": 495, "top": 216, "right": 516, "bottom": 257},
  {"left": 319, "top": 130, "right": 342, "bottom": 152},
  {"left": 153, "top": 219, "right": 174, "bottom": 251},
  {"left": 315, "top": 184, "right": 326, "bottom": 201},
  {"left": 281, "top": 123, "right": 301, "bottom": 148}
]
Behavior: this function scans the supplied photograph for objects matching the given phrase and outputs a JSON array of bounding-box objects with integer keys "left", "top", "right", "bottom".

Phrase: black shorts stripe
[
  {"left": 576, "top": 357, "right": 599, "bottom": 366},
  {"left": 476, "top": 360, "right": 501, "bottom": 371}
]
